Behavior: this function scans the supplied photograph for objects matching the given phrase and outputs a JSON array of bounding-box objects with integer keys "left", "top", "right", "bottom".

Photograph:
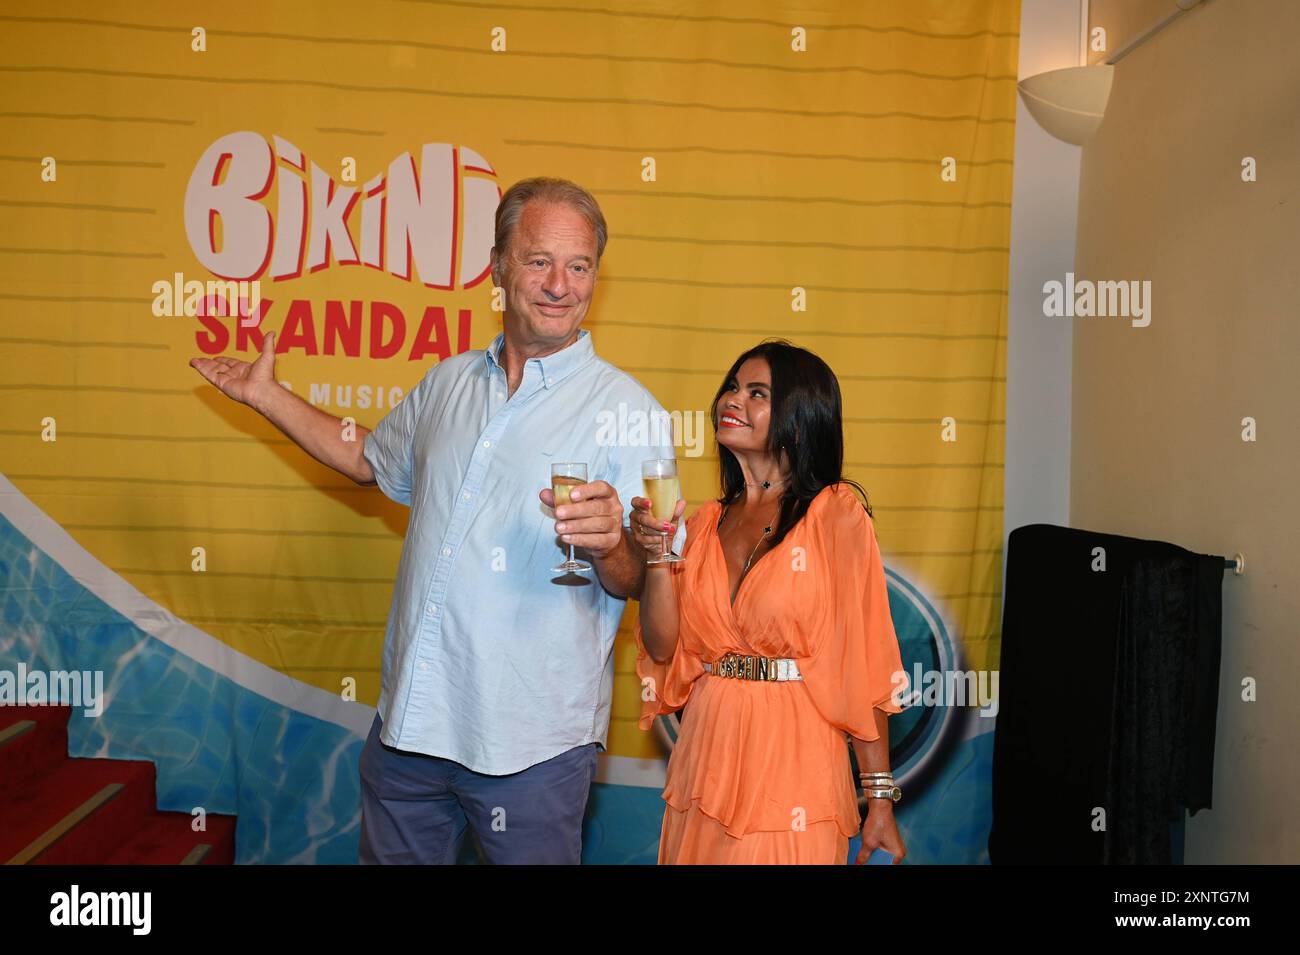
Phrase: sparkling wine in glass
[
  {"left": 642, "top": 458, "right": 684, "bottom": 565},
  {"left": 551, "top": 462, "right": 591, "bottom": 574}
]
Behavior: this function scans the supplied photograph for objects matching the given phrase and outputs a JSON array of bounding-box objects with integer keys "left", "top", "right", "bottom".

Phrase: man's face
[{"left": 491, "top": 200, "right": 598, "bottom": 353}]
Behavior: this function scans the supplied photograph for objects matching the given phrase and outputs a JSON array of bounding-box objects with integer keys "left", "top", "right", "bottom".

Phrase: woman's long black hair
[{"left": 712, "top": 339, "right": 871, "bottom": 546}]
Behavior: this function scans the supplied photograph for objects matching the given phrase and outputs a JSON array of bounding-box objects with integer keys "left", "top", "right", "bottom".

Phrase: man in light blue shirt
[
  {"left": 361, "top": 326, "right": 672, "bottom": 777},
  {"left": 190, "top": 177, "right": 683, "bottom": 864}
]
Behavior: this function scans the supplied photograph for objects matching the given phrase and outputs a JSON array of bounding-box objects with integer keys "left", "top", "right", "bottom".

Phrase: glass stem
[{"left": 660, "top": 533, "right": 669, "bottom": 560}]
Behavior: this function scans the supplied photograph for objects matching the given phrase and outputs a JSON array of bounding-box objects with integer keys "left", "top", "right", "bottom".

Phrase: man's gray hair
[{"left": 493, "top": 177, "right": 608, "bottom": 271}]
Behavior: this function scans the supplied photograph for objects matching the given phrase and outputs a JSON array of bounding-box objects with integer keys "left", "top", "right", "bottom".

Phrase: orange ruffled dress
[{"left": 635, "top": 483, "right": 907, "bottom": 864}]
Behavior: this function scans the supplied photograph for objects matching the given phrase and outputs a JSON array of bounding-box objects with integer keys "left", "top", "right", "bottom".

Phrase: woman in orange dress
[{"left": 630, "top": 341, "right": 909, "bottom": 865}]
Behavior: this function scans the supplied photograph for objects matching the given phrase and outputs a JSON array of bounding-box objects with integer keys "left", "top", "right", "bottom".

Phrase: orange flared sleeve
[
  {"left": 795, "top": 487, "right": 908, "bottom": 741},
  {"left": 634, "top": 607, "right": 691, "bottom": 731}
]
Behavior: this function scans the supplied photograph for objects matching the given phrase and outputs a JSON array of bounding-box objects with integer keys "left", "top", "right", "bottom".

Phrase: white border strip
[
  {"left": 595, "top": 753, "right": 666, "bottom": 789},
  {"left": 595, "top": 753, "right": 665, "bottom": 789}
]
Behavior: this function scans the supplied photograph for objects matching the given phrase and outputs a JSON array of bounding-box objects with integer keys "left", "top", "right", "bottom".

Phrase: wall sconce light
[
  {"left": 1017, "top": 0, "right": 1204, "bottom": 146},
  {"left": 1017, "top": 64, "right": 1115, "bottom": 146}
]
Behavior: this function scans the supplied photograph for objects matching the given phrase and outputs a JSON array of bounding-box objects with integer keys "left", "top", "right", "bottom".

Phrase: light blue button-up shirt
[{"left": 362, "top": 329, "right": 683, "bottom": 774}]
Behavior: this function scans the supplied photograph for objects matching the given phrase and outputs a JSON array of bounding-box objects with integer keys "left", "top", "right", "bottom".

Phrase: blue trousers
[{"left": 358, "top": 713, "right": 599, "bottom": 864}]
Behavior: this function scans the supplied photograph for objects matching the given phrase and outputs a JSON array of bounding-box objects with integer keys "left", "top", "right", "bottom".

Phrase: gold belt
[{"left": 701, "top": 652, "right": 802, "bottom": 682}]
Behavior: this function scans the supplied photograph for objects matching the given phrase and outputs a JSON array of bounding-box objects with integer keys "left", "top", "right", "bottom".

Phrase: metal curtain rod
[
  {"left": 1219, "top": 554, "right": 1245, "bottom": 576},
  {"left": 1103, "top": 0, "right": 1206, "bottom": 65}
]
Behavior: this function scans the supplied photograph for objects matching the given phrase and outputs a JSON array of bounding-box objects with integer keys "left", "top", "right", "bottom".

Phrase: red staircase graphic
[{"left": 0, "top": 705, "right": 236, "bottom": 864}]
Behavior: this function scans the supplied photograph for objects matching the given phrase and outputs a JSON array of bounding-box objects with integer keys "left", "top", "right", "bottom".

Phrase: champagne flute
[
  {"left": 551, "top": 462, "right": 591, "bottom": 574},
  {"left": 642, "top": 458, "right": 684, "bottom": 565}
]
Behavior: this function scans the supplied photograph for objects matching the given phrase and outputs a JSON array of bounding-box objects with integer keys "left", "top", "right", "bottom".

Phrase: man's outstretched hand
[{"left": 189, "top": 331, "right": 277, "bottom": 412}]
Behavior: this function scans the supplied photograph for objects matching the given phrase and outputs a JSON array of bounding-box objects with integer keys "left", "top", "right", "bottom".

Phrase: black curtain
[{"left": 988, "top": 524, "right": 1223, "bottom": 864}]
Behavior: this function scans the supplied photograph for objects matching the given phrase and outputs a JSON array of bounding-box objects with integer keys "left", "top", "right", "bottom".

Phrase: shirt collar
[{"left": 482, "top": 329, "right": 595, "bottom": 389}]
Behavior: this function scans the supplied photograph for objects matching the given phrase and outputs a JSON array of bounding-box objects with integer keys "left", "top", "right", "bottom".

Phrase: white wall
[
  {"left": 1071, "top": 0, "right": 1300, "bottom": 864},
  {"left": 1003, "top": 0, "right": 1084, "bottom": 596}
]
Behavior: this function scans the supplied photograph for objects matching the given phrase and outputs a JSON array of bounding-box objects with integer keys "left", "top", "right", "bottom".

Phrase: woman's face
[{"left": 714, "top": 357, "right": 773, "bottom": 455}]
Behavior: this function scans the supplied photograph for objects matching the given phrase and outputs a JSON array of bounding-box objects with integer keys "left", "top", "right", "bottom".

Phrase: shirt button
[
  {"left": 441, "top": 546, "right": 452, "bottom": 557},
  {"left": 427, "top": 602, "right": 438, "bottom": 615},
  {"left": 546, "top": 378, "right": 554, "bottom": 387},
  {"left": 418, "top": 661, "right": 429, "bottom": 671},
  {"left": 462, "top": 491, "right": 471, "bottom": 502},
  {"left": 482, "top": 440, "right": 492, "bottom": 449}
]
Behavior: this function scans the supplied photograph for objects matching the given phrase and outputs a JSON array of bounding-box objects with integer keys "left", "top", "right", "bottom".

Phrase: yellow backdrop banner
[{"left": 1, "top": 0, "right": 1017, "bottom": 862}]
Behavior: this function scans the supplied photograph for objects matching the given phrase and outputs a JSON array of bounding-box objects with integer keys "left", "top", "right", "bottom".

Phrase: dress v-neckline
[
  {"left": 714, "top": 503, "right": 775, "bottom": 610},
  {"left": 711, "top": 487, "right": 839, "bottom": 612}
]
